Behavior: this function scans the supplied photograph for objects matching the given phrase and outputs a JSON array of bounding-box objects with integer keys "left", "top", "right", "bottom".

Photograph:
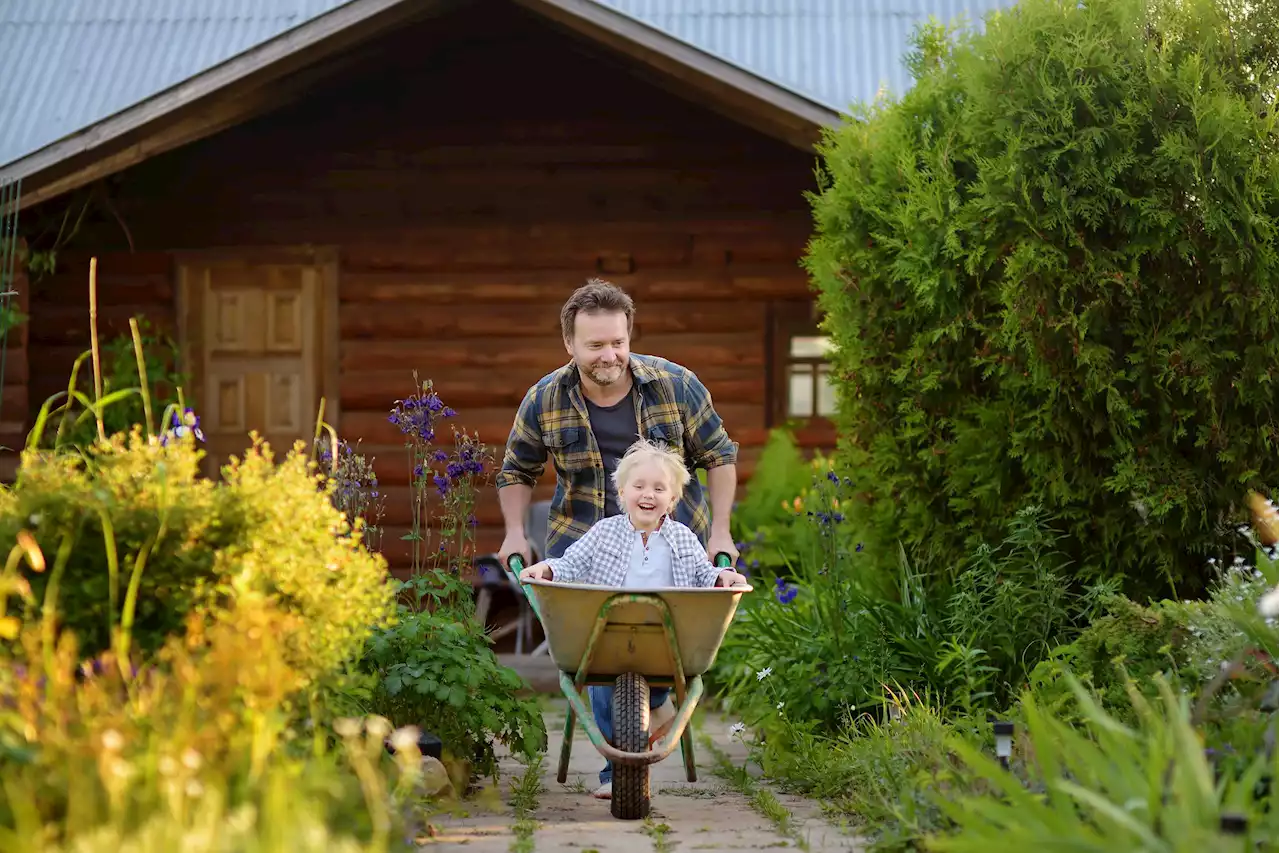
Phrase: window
[
  {"left": 785, "top": 335, "right": 837, "bottom": 419},
  {"left": 770, "top": 302, "right": 837, "bottom": 425}
]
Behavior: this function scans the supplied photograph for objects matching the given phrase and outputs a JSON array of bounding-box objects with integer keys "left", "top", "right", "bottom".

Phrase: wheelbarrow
[{"left": 507, "top": 553, "right": 751, "bottom": 820}]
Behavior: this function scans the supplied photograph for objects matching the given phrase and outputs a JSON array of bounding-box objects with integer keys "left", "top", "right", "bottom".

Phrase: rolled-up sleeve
[
  {"left": 496, "top": 386, "right": 546, "bottom": 489},
  {"left": 681, "top": 369, "right": 737, "bottom": 470}
]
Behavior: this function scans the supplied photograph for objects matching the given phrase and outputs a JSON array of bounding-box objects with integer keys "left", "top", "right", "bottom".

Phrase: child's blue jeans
[{"left": 589, "top": 684, "right": 671, "bottom": 785}]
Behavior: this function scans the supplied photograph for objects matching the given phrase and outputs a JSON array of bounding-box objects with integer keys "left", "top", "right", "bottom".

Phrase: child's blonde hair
[{"left": 612, "top": 438, "right": 691, "bottom": 503}]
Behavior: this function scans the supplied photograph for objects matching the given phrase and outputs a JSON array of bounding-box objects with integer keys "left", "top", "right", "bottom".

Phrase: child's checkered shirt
[{"left": 544, "top": 513, "right": 721, "bottom": 588}]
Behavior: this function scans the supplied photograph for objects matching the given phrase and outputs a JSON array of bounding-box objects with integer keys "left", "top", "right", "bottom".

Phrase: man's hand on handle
[
  {"left": 498, "top": 531, "right": 531, "bottom": 571},
  {"left": 706, "top": 529, "right": 739, "bottom": 566}
]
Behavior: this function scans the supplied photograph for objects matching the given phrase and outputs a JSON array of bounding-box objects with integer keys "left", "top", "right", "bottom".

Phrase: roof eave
[{"left": 1, "top": 0, "right": 843, "bottom": 212}]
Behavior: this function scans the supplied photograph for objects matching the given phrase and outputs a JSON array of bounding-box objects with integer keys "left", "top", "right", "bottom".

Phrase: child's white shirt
[{"left": 623, "top": 527, "right": 675, "bottom": 588}]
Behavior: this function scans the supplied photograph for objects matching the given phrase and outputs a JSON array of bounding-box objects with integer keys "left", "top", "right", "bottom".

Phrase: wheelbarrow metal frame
[{"left": 510, "top": 556, "right": 745, "bottom": 787}]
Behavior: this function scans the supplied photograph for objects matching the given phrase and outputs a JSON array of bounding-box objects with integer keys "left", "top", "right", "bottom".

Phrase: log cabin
[{"left": 0, "top": 0, "right": 1012, "bottom": 583}]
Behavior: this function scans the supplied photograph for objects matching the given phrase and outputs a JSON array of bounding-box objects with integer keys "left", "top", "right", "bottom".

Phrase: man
[{"left": 495, "top": 278, "right": 740, "bottom": 800}]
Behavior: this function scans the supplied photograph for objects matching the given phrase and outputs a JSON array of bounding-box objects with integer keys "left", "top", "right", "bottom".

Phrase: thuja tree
[{"left": 805, "top": 0, "right": 1277, "bottom": 597}]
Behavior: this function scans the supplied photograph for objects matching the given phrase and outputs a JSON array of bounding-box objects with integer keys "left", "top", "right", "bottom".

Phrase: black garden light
[
  {"left": 993, "top": 720, "right": 1015, "bottom": 770},
  {"left": 1219, "top": 813, "right": 1247, "bottom": 836}
]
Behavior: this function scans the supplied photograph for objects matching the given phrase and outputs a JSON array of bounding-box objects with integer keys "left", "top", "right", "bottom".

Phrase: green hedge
[{"left": 805, "top": 0, "right": 1278, "bottom": 596}]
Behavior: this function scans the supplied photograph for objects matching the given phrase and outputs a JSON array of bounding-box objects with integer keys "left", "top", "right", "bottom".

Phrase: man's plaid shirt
[
  {"left": 496, "top": 353, "right": 738, "bottom": 559},
  {"left": 543, "top": 514, "right": 722, "bottom": 588}
]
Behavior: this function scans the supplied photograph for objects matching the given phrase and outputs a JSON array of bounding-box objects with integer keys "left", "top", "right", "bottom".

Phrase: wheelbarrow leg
[
  {"left": 672, "top": 672, "right": 698, "bottom": 782},
  {"left": 557, "top": 698, "right": 576, "bottom": 784}
]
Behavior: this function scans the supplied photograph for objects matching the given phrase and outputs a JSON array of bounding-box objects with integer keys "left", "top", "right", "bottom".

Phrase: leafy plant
[
  {"left": 806, "top": 0, "right": 1279, "bottom": 598},
  {"left": 318, "top": 438, "right": 386, "bottom": 553},
  {"left": 929, "top": 676, "right": 1278, "bottom": 852},
  {"left": 353, "top": 376, "right": 546, "bottom": 781},
  {"left": 360, "top": 570, "right": 546, "bottom": 782},
  {"left": 0, "top": 594, "right": 428, "bottom": 853},
  {"left": 0, "top": 429, "right": 395, "bottom": 682},
  {"left": 41, "top": 317, "right": 188, "bottom": 452}
]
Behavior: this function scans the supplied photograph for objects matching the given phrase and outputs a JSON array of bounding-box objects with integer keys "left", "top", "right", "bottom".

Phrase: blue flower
[{"left": 774, "top": 576, "right": 798, "bottom": 605}]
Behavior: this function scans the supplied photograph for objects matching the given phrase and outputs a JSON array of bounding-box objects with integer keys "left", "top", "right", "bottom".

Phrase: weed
[{"left": 701, "top": 735, "right": 808, "bottom": 851}]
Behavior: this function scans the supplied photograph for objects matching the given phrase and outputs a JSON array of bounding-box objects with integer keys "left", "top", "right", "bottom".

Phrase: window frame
[{"left": 768, "top": 301, "right": 837, "bottom": 428}]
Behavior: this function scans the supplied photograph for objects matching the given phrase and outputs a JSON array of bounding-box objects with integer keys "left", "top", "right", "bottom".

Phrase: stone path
[{"left": 420, "top": 705, "right": 866, "bottom": 852}]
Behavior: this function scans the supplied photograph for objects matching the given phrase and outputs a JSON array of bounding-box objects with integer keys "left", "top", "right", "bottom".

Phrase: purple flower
[
  {"left": 159, "top": 408, "right": 204, "bottom": 445},
  {"left": 433, "top": 474, "right": 450, "bottom": 496},
  {"left": 432, "top": 450, "right": 449, "bottom": 462},
  {"left": 388, "top": 385, "right": 451, "bottom": 443},
  {"left": 774, "top": 576, "right": 798, "bottom": 605}
]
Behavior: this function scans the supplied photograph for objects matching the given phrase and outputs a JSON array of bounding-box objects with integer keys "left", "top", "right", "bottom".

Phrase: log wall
[{"left": 26, "top": 1, "right": 834, "bottom": 573}]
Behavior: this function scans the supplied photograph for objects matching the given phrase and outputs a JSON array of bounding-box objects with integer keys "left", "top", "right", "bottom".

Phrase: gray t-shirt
[{"left": 585, "top": 389, "right": 639, "bottom": 518}]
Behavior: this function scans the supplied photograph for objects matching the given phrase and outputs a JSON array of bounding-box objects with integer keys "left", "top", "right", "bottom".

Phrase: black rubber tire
[{"left": 610, "top": 672, "right": 651, "bottom": 820}]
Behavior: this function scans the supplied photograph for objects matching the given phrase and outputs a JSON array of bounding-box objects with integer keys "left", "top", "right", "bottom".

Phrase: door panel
[{"left": 178, "top": 255, "right": 334, "bottom": 477}]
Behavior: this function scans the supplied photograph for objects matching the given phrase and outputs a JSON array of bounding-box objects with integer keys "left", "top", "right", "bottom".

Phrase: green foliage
[
  {"left": 727, "top": 428, "right": 822, "bottom": 570},
  {"left": 358, "top": 571, "right": 547, "bottom": 780},
  {"left": 0, "top": 430, "right": 395, "bottom": 684},
  {"left": 0, "top": 594, "right": 429, "bottom": 852},
  {"left": 338, "top": 379, "right": 547, "bottom": 782},
  {"left": 805, "top": 0, "right": 1279, "bottom": 597},
  {"left": 929, "top": 676, "right": 1278, "bottom": 852},
  {"left": 717, "top": 491, "right": 1105, "bottom": 729},
  {"left": 1028, "top": 594, "right": 1194, "bottom": 719},
  {"left": 38, "top": 319, "right": 188, "bottom": 452}
]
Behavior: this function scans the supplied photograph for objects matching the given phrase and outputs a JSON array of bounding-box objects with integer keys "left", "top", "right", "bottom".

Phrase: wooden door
[{"left": 177, "top": 252, "right": 337, "bottom": 476}]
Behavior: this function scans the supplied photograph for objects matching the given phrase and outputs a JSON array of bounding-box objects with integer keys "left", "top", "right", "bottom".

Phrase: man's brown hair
[{"left": 560, "top": 278, "right": 635, "bottom": 341}]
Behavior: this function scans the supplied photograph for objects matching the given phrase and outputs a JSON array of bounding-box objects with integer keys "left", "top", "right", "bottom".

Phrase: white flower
[
  {"left": 776, "top": 702, "right": 785, "bottom": 711},
  {"left": 158, "top": 756, "right": 178, "bottom": 776},
  {"left": 729, "top": 722, "right": 746, "bottom": 738},
  {"left": 181, "top": 748, "right": 203, "bottom": 771},
  {"left": 1258, "top": 587, "right": 1279, "bottom": 619},
  {"left": 756, "top": 667, "right": 773, "bottom": 681},
  {"left": 100, "top": 729, "right": 124, "bottom": 752},
  {"left": 334, "top": 717, "right": 362, "bottom": 738},
  {"left": 390, "top": 725, "right": 420, "bottom": 752},
  {"left": 185, "top": 779, "right": 204, "bottom": 799},
  {"left": 365, "top": 715, "right": 392, "bottom": 740}
]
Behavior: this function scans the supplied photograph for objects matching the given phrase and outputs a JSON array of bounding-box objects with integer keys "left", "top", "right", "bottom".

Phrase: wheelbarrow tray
[
  {"left": 521, "top": 579, "right": 750, "bottom": 680},
  {"left": 518, "top": 577, "right": 752, "bottom": 806}
]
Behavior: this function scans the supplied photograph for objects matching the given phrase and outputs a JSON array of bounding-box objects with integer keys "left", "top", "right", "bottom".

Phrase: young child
[{"left": 518, "top": 437, "right": 746, "bottom": 799}]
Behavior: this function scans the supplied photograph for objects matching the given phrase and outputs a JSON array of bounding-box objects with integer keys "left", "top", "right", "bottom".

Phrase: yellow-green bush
[
  {"left": 0, "top": 430, "right": 394, "bottom": 684},
  {"left": 0, "top": 598, "right": 427, "bottom": 852}
]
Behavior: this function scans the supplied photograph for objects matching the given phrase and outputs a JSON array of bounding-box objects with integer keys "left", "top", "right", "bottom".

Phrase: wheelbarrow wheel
[{"left": 611, "top": 672, "right": 651, "bottom": 820}]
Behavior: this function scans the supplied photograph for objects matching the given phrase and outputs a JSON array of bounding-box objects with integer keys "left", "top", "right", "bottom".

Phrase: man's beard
[{"left": 582, "top": 357, "right": 626, "bottom": 386}]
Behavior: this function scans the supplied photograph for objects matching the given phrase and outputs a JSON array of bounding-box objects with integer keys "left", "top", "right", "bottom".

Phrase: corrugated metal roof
[
  {"left": 0, "top": 0, "right": 1016, "bottom": 169},
  {"left": 0, "top": 0, "right": 354, "bottom": 167},
  {"left": 595, "top": 0, "right": 1016, "bottom": 113}
]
